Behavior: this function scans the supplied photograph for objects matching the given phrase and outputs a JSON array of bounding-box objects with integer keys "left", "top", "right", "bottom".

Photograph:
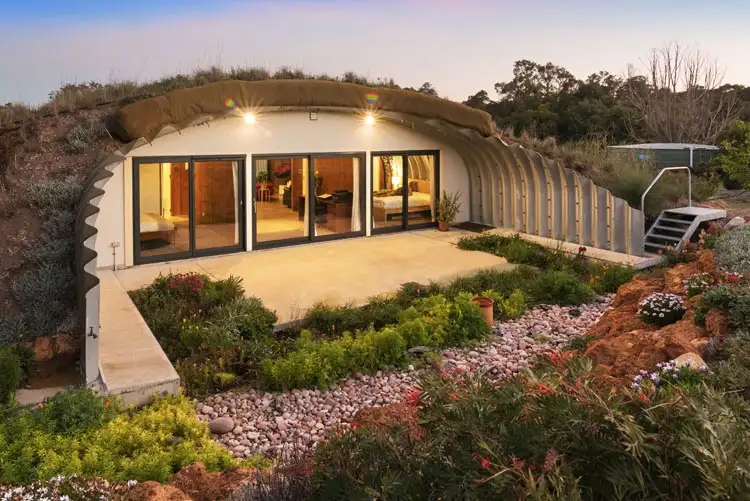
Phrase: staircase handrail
[{"left": 641, "top": 166, "right": 692, "bottom": 214}]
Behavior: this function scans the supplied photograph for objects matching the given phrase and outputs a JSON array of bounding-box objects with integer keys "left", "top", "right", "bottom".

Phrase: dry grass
[
  {"left": 501, "top": 130, "right": 718, "bottom": 215},
  {"left": 0, "top": 65, "right": 400, "bottom": 128}
]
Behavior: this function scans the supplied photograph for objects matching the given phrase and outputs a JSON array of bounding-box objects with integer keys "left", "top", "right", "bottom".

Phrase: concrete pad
[
  {"left": 98, "top": 271, "right": 180, "bottom": 406},
  {"left": 115, "top": 231, "right": 513, "bottom": 324},
  {"left": 485, "top": 228, "right": 653, "bottom": 268}
]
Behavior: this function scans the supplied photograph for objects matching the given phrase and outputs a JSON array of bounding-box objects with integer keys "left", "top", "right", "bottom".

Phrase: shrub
[
  {"left": 714, "top": 225, "right": 750, "bottom": 275},
  {"left": 305, "top": 302, "right": 368, "bottom": 337},
  {"left": 26, "top": 177, "right": 82, "bottom": 215},
  {"left": 482, "top": 289, "right": 527, "bottom": 320},
  {"left": 314, "top": 357, "right": 750, "bottom": 500},
  {"left": 176, "top": 353, "right": 241, "bottom": 397},
  {"left": 0, "top": 394, "right": 234, "bottom": 485},
  {"left": 10, "top": 263, "right": 75, "bottom": 337},
  {"left": 362, "top": 295, "right": 403, "bottom": 330},
  {"left": 65, "top": 119, "right": 108, "bottom": 153},
  {"left": 529, "top": 269, "right": 596, "bottom": 306},
  {"left": 0, "top": 347, "right": 21, "bottom": 404},
  {"left": 588, "top": 263, "right": 637, "bottom": 294},
  {"left": 696, "top": 285, "right": 750, "bottom": 330},
  {"left": 36, "top": 389, "right": 121, "bottom": 435},
  {"left": 685, "top": 272, "right": 717, "bottom": 298},
  {"left": 564, "top": 334, "right": 598, "bottom": 352},
  {"left": 262, "top": 293, "right": 489, "bottom": 390},
  {"left": 394, "top": 281, "right": 441, "bottom": 307},
  {"left": 630, "top": 359, "right": 707, "bottom": 394},
  {"left": 458, "top": 234, "right": 553, "bottom": 268},
  {"left": 637, "top": 292, "right": 686, "bottom": 326},
  {"left": 444, "top": 266, "right": 539, "bottom": 300},
  {"left": 712, "top": 332, "right": 750, "bottom": 399}
]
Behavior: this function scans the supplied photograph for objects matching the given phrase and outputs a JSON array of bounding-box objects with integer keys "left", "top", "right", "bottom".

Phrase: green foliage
[
  {"left": 0, "top": 393, "right": 234, "bottom": 485},
  {"left": 0, "top": 347, "right": 21, "bottom": 404},
  {"left": 314, "top": 357, "right": 750, "bottom": 500},
  {"left": 444, "top": 266, "right": 540, "bottom": 300},
  {"left": 696, "top": 285, "right": 750, "bottom": 330},
  {"left": 305, "top": 302, "right": 369, "bottom": 337},
  {"left": 482, "top": 289, "right": 528, "bottom": 320},
  {"left": 714, "top": 225, "right": 750, "bottom": 275},
  {"left": 362, "top": 295, "right": 403, "bottom": 330},
  {"left": 2, "top": 178, "right": 83, "bottom": 342},
  {"left": 711, "top": 332, "right": 750, "bottom": 400},
  {"left": 564, "top": 335, "right": 598, "bottom": 352},
  {"left": 714, "top": 120, "right": 750, "bottom": 189},
  {"left": 637, "top": 292, "right": 686, "bottom": 326},
  {"left": 436, "top": 190, "right": 462, "bottom": 224},
  {"left": 685, "top": 272, "right": 717, "bottom": 298},
  {"left": 130, "top": 274, "right": 276, "bottom": 396},
  {"left": 587, "top": 263, "right": 637, "bottom": 295},
  {"left": 394, "top": 281, "right": 442, "bottom": 307},
  {"left": 262, "top": 294, "right": 489, "bottom": 390},
  {"left": 529, "top": 269, "right": 597, "bottom": 306},
  {"left": 457, "top": 234, "right": 552, "bottom": 268},
  {"left": 65, "top": 119, "right": 109, "bottom": 153}
]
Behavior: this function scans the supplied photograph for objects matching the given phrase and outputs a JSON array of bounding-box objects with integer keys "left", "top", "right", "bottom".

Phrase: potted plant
[{"left": 436, "top": 190, "right": 461, "bottom": 231}]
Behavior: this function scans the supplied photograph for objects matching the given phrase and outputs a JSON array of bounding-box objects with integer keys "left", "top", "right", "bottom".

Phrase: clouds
[{"left": 0, "top": 0, "right": 748, "bottom": 105}]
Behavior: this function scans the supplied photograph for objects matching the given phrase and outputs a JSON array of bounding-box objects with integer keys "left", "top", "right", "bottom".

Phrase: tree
[
  {"left": 623, "top": 42, "right": 741, "bottom": 144},
  {"left": 714, "top": 120, "right": 750, "bottom": 188},
  {"left": 405, "top": 82, "right": 439, "bottom": 97}
]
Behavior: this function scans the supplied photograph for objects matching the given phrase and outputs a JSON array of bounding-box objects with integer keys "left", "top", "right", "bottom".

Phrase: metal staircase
[
  {"left": 641, "top": 167, "right": 726, "bottom": 256},
  {"left": 645, "top": 209, "right": 702, "bottom": 254}
]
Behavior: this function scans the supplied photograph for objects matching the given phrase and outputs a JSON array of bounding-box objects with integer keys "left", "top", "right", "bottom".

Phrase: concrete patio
[
  {"left": 98, "top": 229, "right": 512, "bottom": 403},
  {"left": 113, "top": 229, "right": 514, "bottom": 323}
]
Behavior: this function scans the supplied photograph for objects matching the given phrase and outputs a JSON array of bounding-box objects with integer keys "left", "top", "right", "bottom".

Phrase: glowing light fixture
[
  {"left": 364, "top": 113, "right": 376, "bottom": 126},
  {"left": 243, "top": 112, "right": 257, "bottom": 125}
]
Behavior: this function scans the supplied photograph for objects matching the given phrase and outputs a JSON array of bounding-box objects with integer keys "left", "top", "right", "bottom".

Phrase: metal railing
[{"left": 641, "top": 166, "right": 692, "bottom": 213}]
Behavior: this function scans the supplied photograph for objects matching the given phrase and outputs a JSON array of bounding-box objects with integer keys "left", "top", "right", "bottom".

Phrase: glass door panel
[
  {"left": 406, "top": 155, "right": 436, "bottom": 227},
  {"left": 254, "top": 157, "right": 309, "bottom": 245},
  {"left": 137, "top": 161, "right": 191, "bottom": 260},
  {"left": 194, "top": 160, "right": 242, "bottom": 251},
  {"left": 312, "top": 156, "right": 362, "bottom": 238},
  {"left": 372, "top": 155, "right": 405, "bottom": 230}
]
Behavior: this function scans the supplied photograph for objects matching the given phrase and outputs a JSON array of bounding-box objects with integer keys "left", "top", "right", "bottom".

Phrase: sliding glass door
[
  {"left": 252, "top": 153, "right": 365, "bottom": 249},
  {"left": 371, "top": 151, "right": 439, "bottom": 233},
  {"left": 134, "top": 157, "right": 245, "bottom": 264}
]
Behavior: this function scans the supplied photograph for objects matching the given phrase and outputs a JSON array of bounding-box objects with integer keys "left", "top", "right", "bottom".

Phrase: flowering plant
[
  {"left": 724, "top": 271, "right": 743, "bottom": 283},
  {"left": 637, "top": 292, "right": 686, "bottom": 326},
  {"left": 684, "top": 272, "right": 716, "bottom": 297},
  {"left": 631, "top": 358, "right": 707, "bottom": 395}
]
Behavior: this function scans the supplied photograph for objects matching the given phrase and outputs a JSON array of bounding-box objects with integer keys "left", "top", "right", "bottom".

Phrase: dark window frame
[
  {"left": 132, "top": 155, "right": 247, "bottom": 265},
  {"left": 370, "top": 150, "right": 440, "bottom": 235},
  {"left": 251, "top": 152, "right": 367, "bottom": 250}
]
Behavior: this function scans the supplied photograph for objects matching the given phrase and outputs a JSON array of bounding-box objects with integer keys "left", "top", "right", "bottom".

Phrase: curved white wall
[{"left": 97, "top": 111, "right": 470, "bottom": 268}]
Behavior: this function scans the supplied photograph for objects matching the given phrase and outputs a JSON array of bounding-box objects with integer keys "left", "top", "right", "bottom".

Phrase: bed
[
  {"left": 139, "top": 212, "right": 176, "bottom": 242},
  {"left": 373, "top": 180, "right": 433, "bottom": 222}
]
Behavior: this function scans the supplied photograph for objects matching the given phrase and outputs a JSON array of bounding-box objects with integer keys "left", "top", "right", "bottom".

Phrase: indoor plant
[{"left": 436, "top": 190, "right": 462, "bottom": 231}]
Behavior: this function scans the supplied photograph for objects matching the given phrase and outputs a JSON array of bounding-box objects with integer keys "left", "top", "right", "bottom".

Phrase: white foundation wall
[
  {"left": 103, "top": 111, "right": 471, "bottom": 266},
  {"left": 93, "top": 161, "right": 127, "bottom": 269}
]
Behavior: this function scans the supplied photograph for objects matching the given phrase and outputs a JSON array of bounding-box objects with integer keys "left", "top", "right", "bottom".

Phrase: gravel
[{"left": 198, "top": 295, "right": 613, "bottom": 460}]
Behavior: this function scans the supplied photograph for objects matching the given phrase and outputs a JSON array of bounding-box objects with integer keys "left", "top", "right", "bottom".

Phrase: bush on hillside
[
  {"left": 313, "top": 357, "right": 750, "bottom": 500},
  {"left": 714, "top": 225, "right": 750, "bottom": 275},
  {"left": 637, "top": 292, "right": 686, "bottom": 326},
  {"left": 529, "top": 269, "right": 597, "bottom": 306},
  {"left": 1, "top": 178, "right": 83, "bottom": 344},
  {"left": 65, "top": 119, "right": 108, "bottom": 153},
  {"left": 0, "top": 347, "right": 21, "bottom": 404},
  {"left": 0, "top": 393, "right": 235, "bottom": 485}
]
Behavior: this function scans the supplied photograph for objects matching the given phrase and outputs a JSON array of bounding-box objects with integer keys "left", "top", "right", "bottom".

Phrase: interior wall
[{"left": 138, "top": 163, "right": 160, "bottom": 214}]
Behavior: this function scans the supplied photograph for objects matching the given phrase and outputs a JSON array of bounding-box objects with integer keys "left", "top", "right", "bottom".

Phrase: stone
[
  {"left": 208, "top": 417, "right": 234, "bottom": 435},
  {"left": 201, "top": 405, "right": 214, "bottom": 415},
  {"left": 724, "top": 216, "right": 746, "bottom": 230},
  {"left": 674, "top": 352, "right": 708, "bottom": 370},
  {"left": 705, "top": 309, "right": 731, "bottom": 338}
]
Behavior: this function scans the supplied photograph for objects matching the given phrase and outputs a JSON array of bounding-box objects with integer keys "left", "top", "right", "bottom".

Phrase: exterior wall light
[
  {"left": 243, "top": 112, "right": 257, "bottom": 125},
  {"left": 364, "top": 113, "right": 376, "bottom": 126}
]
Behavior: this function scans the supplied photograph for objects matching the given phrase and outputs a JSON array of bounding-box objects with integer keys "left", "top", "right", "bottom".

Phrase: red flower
[
  {"left": 406, "top": 390, "right": 423, "bottom": 406},
  {"left": 472, "top": 453, "right": 491, "bottom": 470},
  {"left": 350, "top": 421, "right": 359, "bottom": 429},
  {"left": 455, "top": 367, "right": 464, "bottom": 373},
  {"left": 538, "top": 384, "right": 554, "bottom": 394},
  {"left": 637, "top": 393, "right": 650, "bottom": 404}
]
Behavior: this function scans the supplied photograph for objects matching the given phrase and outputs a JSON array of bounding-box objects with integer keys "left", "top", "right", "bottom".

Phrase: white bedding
[
  {"left": 140, "top": 213, "right": 175, "bottom": 233},
  {"left": 373, "top": 192, "right": 431, "bottom": 210}
]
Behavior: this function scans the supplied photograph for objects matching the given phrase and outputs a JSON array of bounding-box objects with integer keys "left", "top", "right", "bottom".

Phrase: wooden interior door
[{"left": 170, "top": 164, "right": 189, "bottom": 216}]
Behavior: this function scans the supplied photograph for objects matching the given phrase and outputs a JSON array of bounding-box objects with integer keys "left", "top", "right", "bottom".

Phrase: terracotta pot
[
  {"left": 438, "top": 221, "right": 450, "bottom": 232},
  {"left": 471, "top": 296, "right": 495, "bottom": 327}
]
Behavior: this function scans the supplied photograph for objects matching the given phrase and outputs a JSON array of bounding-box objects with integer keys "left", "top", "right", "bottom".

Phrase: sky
[{"left": 1, "top": 0, "right": 749, "bottom": 105}]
